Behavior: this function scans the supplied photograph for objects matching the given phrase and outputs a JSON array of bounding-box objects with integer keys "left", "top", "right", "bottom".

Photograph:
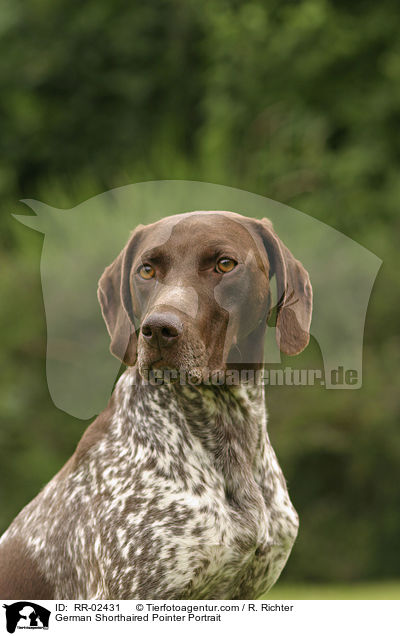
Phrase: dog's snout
[{"left": 141, "top": 312, "right": 183, "bottom": 348}]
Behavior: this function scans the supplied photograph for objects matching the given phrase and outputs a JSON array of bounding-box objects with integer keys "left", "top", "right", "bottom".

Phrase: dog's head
[{"left": 98, "top": 211, "right": 312, "bottom": 381}]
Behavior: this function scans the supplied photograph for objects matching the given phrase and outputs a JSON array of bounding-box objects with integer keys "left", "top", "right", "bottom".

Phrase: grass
[{"left": 262, "top": 581, "right": 400, "bottom": 600}]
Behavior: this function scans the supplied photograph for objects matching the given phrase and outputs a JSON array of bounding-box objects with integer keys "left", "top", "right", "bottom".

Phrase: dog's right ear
[{"left": 97, "top": 228, "right": 143, "bottom": 366}]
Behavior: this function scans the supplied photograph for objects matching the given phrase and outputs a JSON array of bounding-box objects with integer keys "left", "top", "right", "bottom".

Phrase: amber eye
[
  {"left": 138, "top": 264, "right": 155, "bottom": 280},
  {"left": 216, "top": 258, "right": 237, "bottom": 273}
]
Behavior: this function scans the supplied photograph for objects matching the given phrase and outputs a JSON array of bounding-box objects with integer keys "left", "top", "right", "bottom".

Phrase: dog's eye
[
  {"left": 138, "top": 264, "right": 155, "bottom": 280},
  {"left": 216, "top": 258, "right": 237, "bottom": 273}
]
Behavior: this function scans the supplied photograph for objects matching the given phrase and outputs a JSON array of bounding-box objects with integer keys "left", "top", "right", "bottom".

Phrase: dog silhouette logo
[{"left": 2, "top": 602, "right": 50, "bottom": 633}]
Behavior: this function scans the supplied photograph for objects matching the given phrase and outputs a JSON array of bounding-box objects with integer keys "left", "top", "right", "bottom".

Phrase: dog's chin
[
  {"left": 137, "top": 353, "right": 225, "bottom": 386},
  {"left": 138, "top": 361, "right": 204, "bottom": 385},
  {"left": 137, "top": 357, "right": 172, "bottom": 383}
]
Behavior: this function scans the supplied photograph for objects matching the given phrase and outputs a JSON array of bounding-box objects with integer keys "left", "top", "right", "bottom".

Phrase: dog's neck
[
  {"left": 115, "top": 367, "right": 269, "bottom": 521},
  {"left": 118, "top": 367, "right": 267, "bottom": 442}
]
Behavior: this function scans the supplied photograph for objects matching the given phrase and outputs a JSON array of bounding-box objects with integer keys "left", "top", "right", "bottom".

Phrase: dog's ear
[
  {"left": 255, "top": 218, "right": 313, "bottom": 355},
  {"left": 97, "top": 228, "right": 143, "bottom": 366}
]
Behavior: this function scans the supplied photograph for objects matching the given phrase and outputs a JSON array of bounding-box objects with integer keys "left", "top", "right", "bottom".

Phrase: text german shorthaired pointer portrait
[{"left": 0, "top": 211, "right": 312, "bottom": 599}]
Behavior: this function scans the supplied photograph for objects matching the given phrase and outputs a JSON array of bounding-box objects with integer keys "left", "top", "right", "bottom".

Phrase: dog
[{"left": 0, "top": 210, "right": 312, "bottom": 599}]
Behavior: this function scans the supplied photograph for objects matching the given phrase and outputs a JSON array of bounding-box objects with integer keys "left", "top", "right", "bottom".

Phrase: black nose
[{"left": 141, "top": 312, "right": 183, "bottom": 348}]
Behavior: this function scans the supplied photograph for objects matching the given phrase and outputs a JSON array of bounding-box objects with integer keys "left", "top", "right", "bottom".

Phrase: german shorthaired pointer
[{"left": 0, "top": 211, "right": 312, "bottom": 599}]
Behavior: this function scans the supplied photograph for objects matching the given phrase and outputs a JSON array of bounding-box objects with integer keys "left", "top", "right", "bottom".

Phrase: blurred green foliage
[
  {"left": 265, "top": 580, "right": 400, "bottom": 599},
  {"left": 0, "top": 0, "right": 399, "bottom": 584}
]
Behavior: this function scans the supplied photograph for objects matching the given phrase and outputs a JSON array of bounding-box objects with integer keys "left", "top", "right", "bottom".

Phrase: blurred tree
[{"left": 0, "top": 0, "right": 399, "bottom": 583}]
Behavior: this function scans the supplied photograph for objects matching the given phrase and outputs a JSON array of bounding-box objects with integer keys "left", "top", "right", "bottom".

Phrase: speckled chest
[{"left": 75, "top": 374, "right": 299, "bottom": 599}]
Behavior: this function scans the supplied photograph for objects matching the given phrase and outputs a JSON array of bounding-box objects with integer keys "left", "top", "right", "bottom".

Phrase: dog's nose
[{"left": 141, "top": 312, "right": 183, "bottom": 348}]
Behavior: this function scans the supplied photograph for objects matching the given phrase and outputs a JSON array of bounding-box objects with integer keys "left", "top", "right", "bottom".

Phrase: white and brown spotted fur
[{"left": 0, "top": 211, "right": 312, "bottom": 599}]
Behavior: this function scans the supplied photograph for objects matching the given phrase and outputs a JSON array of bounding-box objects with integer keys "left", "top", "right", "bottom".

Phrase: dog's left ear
[
  {"left": 254, "top": 218, "right": 313, "bottom": 355},
  {"left": 97, "top": 227, "right": 144, "bottom": 366}
]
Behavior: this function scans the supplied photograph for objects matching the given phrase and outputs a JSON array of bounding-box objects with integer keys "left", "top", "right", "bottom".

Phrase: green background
[{"left": 0, "top": 0, "right": 399, "bottom": 597}]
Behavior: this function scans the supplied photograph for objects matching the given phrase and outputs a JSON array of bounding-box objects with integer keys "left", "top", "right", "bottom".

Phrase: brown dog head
[{"left": 98, "top": 211, "right": 312, "bottom": 381}]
